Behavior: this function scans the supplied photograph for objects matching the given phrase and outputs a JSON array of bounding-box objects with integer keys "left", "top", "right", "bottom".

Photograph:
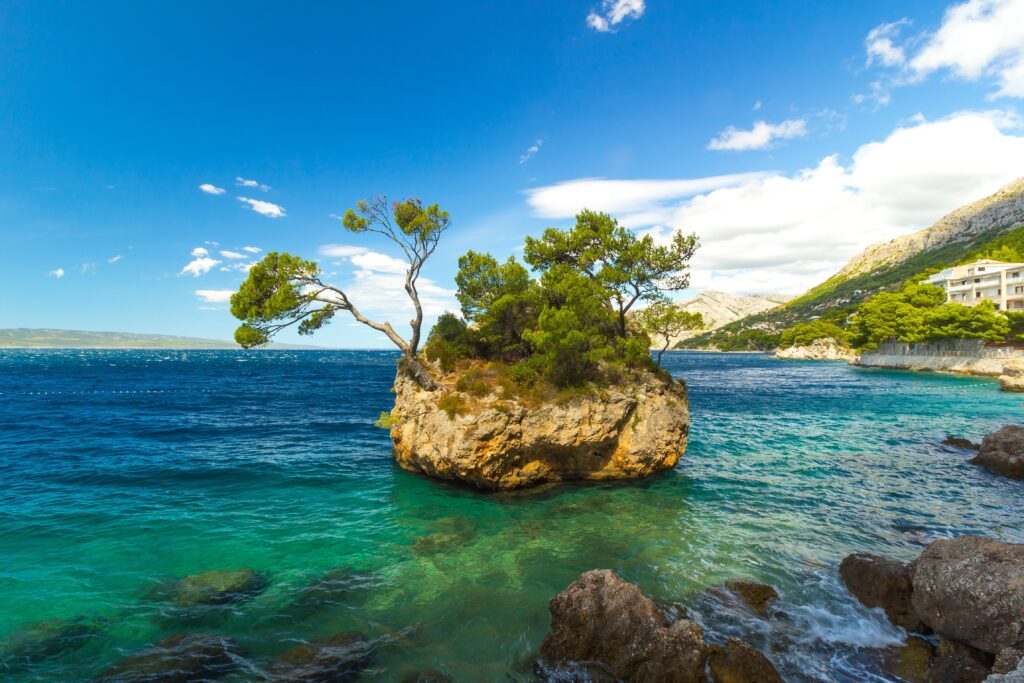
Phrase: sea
[{"left": 1, "top": 349, "right": 1022, "bottom": 681}]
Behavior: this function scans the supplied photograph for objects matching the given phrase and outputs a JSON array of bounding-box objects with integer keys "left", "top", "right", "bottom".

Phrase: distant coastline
[{"left": 0, "top": 328, "right": 329, "bottom": 350}]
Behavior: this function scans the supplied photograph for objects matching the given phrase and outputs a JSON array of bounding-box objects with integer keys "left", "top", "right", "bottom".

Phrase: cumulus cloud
[
  {"left": 586, "top": 0, "right": 645, "bottom": 32},
  {"left": 199, "top": 183, "right": 226, "bottom": 195},
  {"left": 708, "top": 119, "right": 808, "bottom": 151},
  {"left": 180, "top": 247, "right": 221, "bottom": 277},
  {"left": 236, "top": 176, "right": 270, "bottom": 192},
  {"left": 319, "top": 244, "right": 369, "bottom": 258},
  {"left": 527, "top": 110, "right": 1024, "bottom": 295},
  {"left": 866, "top": 19, "right": 910, "bottom": 67},
  {"left": 242, "top": 246, "right": 262, "bottom": 253},
  {"left": 238, "top": 197, "right": 286, "bottom": 218},
  {"left": 519, "top": 139, "right": 543, "bottom": 164},
  {"left": 220, "top": 250, "right": 247, "bottom": 259},
  {"left": 48, "top": 268, "right": 64, "bottom": 279},
  {"left": 195, "top": 289, "right": 234, "bottom": 303}
]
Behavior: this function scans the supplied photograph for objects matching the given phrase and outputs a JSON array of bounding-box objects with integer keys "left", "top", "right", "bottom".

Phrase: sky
[{"left": 2, "top": 0, "right": 1024, "bottom": 348}]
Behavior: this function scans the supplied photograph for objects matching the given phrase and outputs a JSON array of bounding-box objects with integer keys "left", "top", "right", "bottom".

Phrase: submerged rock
[
  {"left": 719, "top": 580, "right": 779, "bottom": 617},
  {"left": 0, "top": 617, "right": 99, "bottom": 670},
  {"left": 539, "top": 569, "right": 708, "bottom": 682},
  {"left": 708, "top": 637, "right": 783, "bottom": 683},
  {"left": 286, "top": 569, "right": 378, "bottom": 618},
  {"left": 773, "top": 338, "right": 857, "bottom": 362},
  {"left": 928, "top": 638, "right": 992, "bottom": 683},
  {"left": 882, "top": 636, "right": 934, "bottom": 683},
  {"left": 971, "top": 425, "right": 1024, "bottom": 480},
  {"left": 99, "top": 633, "right": 242, "bottom": 682},
  {"left": 266, "top": 631, "right": 372, "bottom": 682},
  {"left": 839, "top": 553, "right": 921, "bottom": 632},
  {"left": 389, "top": 369, "right": 689, "bottom": 490},
  {"left": 911, "top": 536, "right": 1024, "bottom": 656},
  {"left": 943, "top": 435, "right": 980, "bottom": 450},
  {"left": 148, "top": 568, "right": 268, "bottom": 607},
  {"left": 411, "top": 517, "right": 477, "bottom": 555},
  {"left": 398, "top": 669, "right": 453, "bottom": 683},
  {"left": 999, "top": 360, "right": 1024, "bottom": 393}
]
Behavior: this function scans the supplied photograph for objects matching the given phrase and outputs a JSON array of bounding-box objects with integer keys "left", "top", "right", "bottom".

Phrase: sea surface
[{"left": 1, "top": 349, "right": 1022, "bottom": 681}]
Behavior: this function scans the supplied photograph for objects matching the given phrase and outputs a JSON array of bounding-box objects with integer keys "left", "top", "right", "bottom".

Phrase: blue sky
[{"left": 2, "top": 0, "right": 1024, "bottom": 348}]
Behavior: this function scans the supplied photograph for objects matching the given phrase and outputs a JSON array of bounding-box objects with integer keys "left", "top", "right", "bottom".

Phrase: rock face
[
  {"left": 774, "top": 338, "right": 857, "bottom": 362},
  {"left": 389, "top": 370, "right": 689, "bottom": 490},
  {"left": 928, "top": 639, "right": 992, "bottom": 683},
  {"left": 839, "top": 553, "right": 921, "bottom": 632},
  {"left": 911, "top": 536, "right": 1024, "bottom": 656},
  {"left": 99, "top": 633, "right": 242, "bottom": 682},
  {"left": 708, "top": 638, "right": 783, "bottom": 683},
  {"left": 666, "top": 290, "right": 791, "bottom": 345},
  {"left": 1000, "top": 360, "right": 1024, "bottom": 392},
  {"left": 539, "top": 569, "right": 708, "bottom": 682},
  {"left": 972, "top": 425, "right": 1024, "bottom": 480},
  {"left": 988, "top": 657, "right": 1024, "bottom": 683}
]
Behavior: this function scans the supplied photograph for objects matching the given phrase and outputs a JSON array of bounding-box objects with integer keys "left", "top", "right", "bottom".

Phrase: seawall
[{"left": 856, "top": 340, "right": 1024, "bottom": 376}]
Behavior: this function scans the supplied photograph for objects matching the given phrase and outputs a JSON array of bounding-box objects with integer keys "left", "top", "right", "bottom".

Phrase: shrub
[
  {"left": 437, "top": 393, "right": 468, "bottom": 419},
  {"left": 455, "top": 366, "right": 490, "bottom": 397},
  {"left": 424, "top": 312, "right": 475, "bottom": 372}
]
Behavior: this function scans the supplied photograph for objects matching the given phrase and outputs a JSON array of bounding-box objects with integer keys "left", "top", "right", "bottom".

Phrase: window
[
  {"left": 975, "top": 278, "right": 981, "bottom": 283},
  {"left": 978, "top": 267, "right": 986, "bottom": 272}
]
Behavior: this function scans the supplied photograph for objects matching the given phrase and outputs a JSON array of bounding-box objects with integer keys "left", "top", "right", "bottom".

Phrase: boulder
[
  {"left": 539, "top": 569, "right": 708, "bottom": 682},
  {"left": 911, "top": 536, "right": 1024, "bottom": 655},
  {"left": 708, "top": 637, "right": 783, "bottom": 683},
  {"left": 773, "top": 338, "right": 857, "bottom": 362},
  {"left": 390, "top": 369, "right": 689, "bottom": 490},
  {"left": 943, "top": 435, "right": 980, "bottom": 450},
  {"left": 971, "top": 426, "right": 1024, "bottom": 480},
  {"left": 839, "top": 553, "right": 921, "bottom": 631},
  {"left": 999, "top": 359, "right": 1024, "bottom": 393},
  {"left": 711, "top": 580, "right": 779, "bottom": 617},
  {"left": 882, "top": 636, "right": 934, "bottom": 683},
  {"left": 99, "top": 633, "right": 242, "bottom": 682},
  {"left": 148, "top": 568, "right": 268, "bottom": 607},
  {"left": 266, "top": 631, "right": 372, "bottom": 682},
  {"left": 927, "top": 639, "right": 991, "bottom": 683},
  {"left": 988, "top": 657, "right": 1024, "bottom": 682},
  {"left": 994, "top": 650, "right": 1024, "bottom": 676}
]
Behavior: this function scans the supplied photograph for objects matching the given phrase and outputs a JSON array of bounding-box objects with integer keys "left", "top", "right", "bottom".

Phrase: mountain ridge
[{"left": 0, "top": 328, "right": 327, "bottom": 349}]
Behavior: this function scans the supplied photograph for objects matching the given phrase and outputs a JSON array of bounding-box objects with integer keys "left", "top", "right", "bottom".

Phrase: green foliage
[
  {"left": 424, "top": 313, "right": 476, "bottom": 372},
  {"left": 230, "top": 252, "right": 327, "bottom": 348},
  {"left": 374, "top": 411, "right": 399, "bottom": 429},
  {"left": 454, "top": 366, "right": 490, "bottom": 397},
  {"left": 677, "top": 328, "right": 781, "bottom": 352},
  {"left": 437, "top": 393, "right": 468, "bottom": 419},
  {"left": 1007, "top": 311, "right": 1024, "bottom": 341},
  {"left": 636, "top": 300, "right": 704, "bottom": 365},
  {"left": 778, "top": 320, "right": 850, "bottom": 348}
]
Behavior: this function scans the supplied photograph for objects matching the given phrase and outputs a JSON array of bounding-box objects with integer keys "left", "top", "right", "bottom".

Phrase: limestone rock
[
  {"left": 839, "top": 553, "right": 921, "bottom": 632},
  {"left": 99, "top": 633, "right": 242, "bottom": 682},
  {"left": 774, "top": 338, "right": 857, "bottom": 362},
  {"left": 666, "top": 290, "right": 790, "bottom": 345},
  {"left": 266, "top": 631, "right": 372, "bottom": 682},
  {"left": 1000, "top": 360, "right": 1024, "bottom": 393},
  {"left": 148, "top": 568, "right": 268, "bottom": 607},
  {"left": 911, "top": 536, "right": 1024, "bottom": 655},
  {"left": 390, "top": 370, "right": 689, "bottom": 490},
  {"left": 971, "top": 425, "right": 1024, "bottom": 480},
  {"left": 708, "top": 637, "right": 783, "bottom": 683},
  {"left": 539, "top": 569, "right": 708, "bottom": 682}
]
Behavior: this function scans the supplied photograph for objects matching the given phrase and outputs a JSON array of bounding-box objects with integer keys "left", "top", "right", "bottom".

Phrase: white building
[{"left": 926, "top": 259, "right": 1024, "bottom": 311}]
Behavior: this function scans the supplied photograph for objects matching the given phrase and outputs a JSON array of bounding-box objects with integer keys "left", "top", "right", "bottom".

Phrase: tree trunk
[
  {"left": 618, "top": 308, "right": 627, "bottom": 338},
  {"left": 657, "top": 343, "right": 668, "bottom": 367},
  {"left": 400, "top": 352, "right": 440, "bottom": 391}
]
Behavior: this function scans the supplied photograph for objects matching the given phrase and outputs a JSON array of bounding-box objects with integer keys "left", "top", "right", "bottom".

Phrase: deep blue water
[{"left": 0, "top": 350, "right": 1022, "bottom": 681}]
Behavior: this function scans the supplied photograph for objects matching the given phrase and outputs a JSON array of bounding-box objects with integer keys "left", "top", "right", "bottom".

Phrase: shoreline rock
[
  {"left": 971, "top": 425, "right": 1024, "bottom": 480},
  {"left": 99, "top": 633, "right": 242, "bottom": 682},
  {"left": 389, "top": 369, "right": 689, "bottom": 490},
  {"left": 773, "top": 338, "right": 858, "bottom": 362},
  {"left": 839, "top": 553, "right": 921, "bottom": 632},
  {"left": 999, "top": 359, "right": 1024, "bottom": 392}
]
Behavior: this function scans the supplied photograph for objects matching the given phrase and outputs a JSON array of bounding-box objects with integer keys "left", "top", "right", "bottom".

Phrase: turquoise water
[{"left": 1, "top": 350, "right": 1022, "bottom": 681}]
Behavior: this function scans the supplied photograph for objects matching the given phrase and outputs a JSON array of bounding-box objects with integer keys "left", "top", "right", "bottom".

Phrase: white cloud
[
  {"left": 524, "top": 172, "right": 770, "bottom": 225},
  {"left": 519, "top": 139, "right": 543, "bottom": 164},
  {"left": 108, "top": 255, "right": 122, "bottom": 263},
  {"left": 79, "top": 262, "right": 96, "bottom": 275},
  {"left": 707, "top": 119, "right": 808, "bottom": 151},
  {"left": 236, "top": 176, "right": 270, "bottom": 192},
  {"left": 586, "top": 0, "right": 645, "bottom": 32},
  {"left": 242, "top": 246, "right": 262, "bottom": 253},
  {"left": 219, "top": 261, "right": 258, "bottom": 273},
  {"left": 753, "top": 100, "right": 762, "bottom": 111},
  {"left": 48, "top": 268, "right": 64, "bottom": 279},
  {"left": 528, "top": 110, "right": 1024, "bottom": 295},
  {"left": 866, "top": 19, "right": 910, "bottom": 67},
  {"left": 238, "top": 197, "right": 286, "bottom": 218},
  {"left": 195, "top": 289, "right": 234, "bottom": 303},
  {"left": 319, "top": 244, "right": 369, "bottom": 258},
  {"left": 219, "top": 250, "right": 246, "bottom": 259},
  {"left": 180, "top": 247, "right": 222, "bottom": 277},
  {"left": 199, "top": 183, "right": 226, "bottom": 195}
]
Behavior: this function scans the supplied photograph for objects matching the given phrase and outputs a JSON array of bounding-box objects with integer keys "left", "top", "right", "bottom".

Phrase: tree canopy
[
  {"left": 777, "top": 320, "right": 850, "bottom": 349},
  {"left": 636, "top": 301, "right": 704, "bottom": 366}
]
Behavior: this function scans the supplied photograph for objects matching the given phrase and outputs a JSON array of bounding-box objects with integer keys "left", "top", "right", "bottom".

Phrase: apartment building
[{"left": 926, "top": 259, "right": 1024, "bottom": 311}]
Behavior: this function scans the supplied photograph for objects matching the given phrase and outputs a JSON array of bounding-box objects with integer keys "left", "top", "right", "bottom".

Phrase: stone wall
[{"left": 857, "top": 340, "right": 1024, "bottom": 376}]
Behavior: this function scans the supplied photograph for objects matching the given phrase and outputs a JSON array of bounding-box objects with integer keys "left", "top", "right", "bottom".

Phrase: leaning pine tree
[{"left": 230, "top": 196, "right": 448, "bottom": 390}]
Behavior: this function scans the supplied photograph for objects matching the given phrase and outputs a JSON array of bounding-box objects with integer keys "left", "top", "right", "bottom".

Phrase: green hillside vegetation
[
  {"left": 679, "top": 220, "right": 1024, "bottom": 351},
  {"left": 0, "top": 328, "right": 238, "bottom": 349}
]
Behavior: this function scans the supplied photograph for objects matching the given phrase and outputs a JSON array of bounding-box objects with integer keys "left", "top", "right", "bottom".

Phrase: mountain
[
  {"left": 0, "top": 328, "right": 323, "bottom": 349},
  {"left": 678, "top": 177, "right": 1024, "bottom": 348},
  {"left": 667, "top": 291, "right": 790, "bottom": 344}
]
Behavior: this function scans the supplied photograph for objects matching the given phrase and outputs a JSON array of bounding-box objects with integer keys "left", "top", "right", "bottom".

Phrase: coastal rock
[
  {"left": 266, "top": 631, "right": 372, "bottom": 682},
  {"left": 911, "top": 536, "right": 1024, "bottom": 655},
  {"left": 927, "top": 639, "right": 992, "bottom": 683},
  {"left": 999, "top": 360, "right": 1024, "bottom": 393},
  {"left": 708, "top": 637, "right": 783, "bottom": 683},
  {"left": 711, "top": 580, "right": 779, "bottom": 617},
  {"left": 0, "top": 617, "right": 99, "bottom": 670},
  {"left": 773, "top": 338, "right": 857, "bottom": 362},
  {"left": 994, "top": 650, "right": 1024, "bottom": 676},
  {"left": 99, "top": 633, "right": 242, "bottom": 682},
  {"left": 971, "top": 426, "right": 1024, "bottom": 480},
  {"left": 943, "top": 435, "right": 980, "bottom": 450},
  {"left": 539, "top": 569, "right": 708, "bottom": 682},
  {"left": 148, "top": 568, "right": 268, "bottom": 607},
  {"left": 839, "top": 553, "right": 921, "bottom": 632},
  {"left": 390, "top": 369, "right": 689, "bottom": 490},
  {"left": 882, "top": 636, "right": 934, "bottom": 683},
  {"left": 988, "top": 657, "right": 1024, "bottom": 682}
]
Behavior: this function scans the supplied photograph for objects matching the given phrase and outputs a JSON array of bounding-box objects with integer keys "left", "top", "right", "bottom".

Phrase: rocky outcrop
[
  {"left": 839, "top": 553, "right": 921, "bottom": 632},
  {"left": 709, "top": 580, "right": 779, "bottom": 617},
  {"left": 99, "top": 633, "right": 242, "bottom": 682},
  {"left": 539, "top": 569, "right": 708, "bottom": 682},
  {"left": 883, "top": 636, "right": 934, "bottom": 683},
  {"left": 929, "top": 639, "right": 992, "bottom": 683},
  {"left": 972, "top": 425, "right": 1024, "bottom": 480},
  {"left": 389, "top": 370, "right": 689, "bottom": 490},
  {"left": 988, "top": 657, "right": 1024, "bottom": 683},
  {"left": 666, "top": 290, "right": 790, "bottom": 345},
  {"left": 911, "top": 536, "right": 1024, "bottom": 656},
  {"left": 1000, "top": 360, "right": 1024, "bottom": 392},
  {"left": 943, "top": 435, "right": 980, "bottom": 450},
  {"left": 708, "top": 637, "right": 783, "bottom": 683},
  {"left": 774, "top": 338, "right": 857, "bottom": 362}
]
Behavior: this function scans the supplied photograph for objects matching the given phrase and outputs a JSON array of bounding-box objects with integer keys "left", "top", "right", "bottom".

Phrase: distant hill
[
  {"left": 0, "top": 328, "right": 323, "bottom": 349},
  {"left": 666, "top": 291, "right": 790, "bottom": 345},
  {"left": 679, "top": 177, "right": 1024, "bottom": 348}
]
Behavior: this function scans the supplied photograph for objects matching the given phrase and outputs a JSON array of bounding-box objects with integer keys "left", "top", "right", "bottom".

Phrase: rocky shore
[
  {"left": 387, "top": 367, "right": 690, "bottom": 490},
  {"left": 773, "top": 338, "right": 857, "bottom": 362}
]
